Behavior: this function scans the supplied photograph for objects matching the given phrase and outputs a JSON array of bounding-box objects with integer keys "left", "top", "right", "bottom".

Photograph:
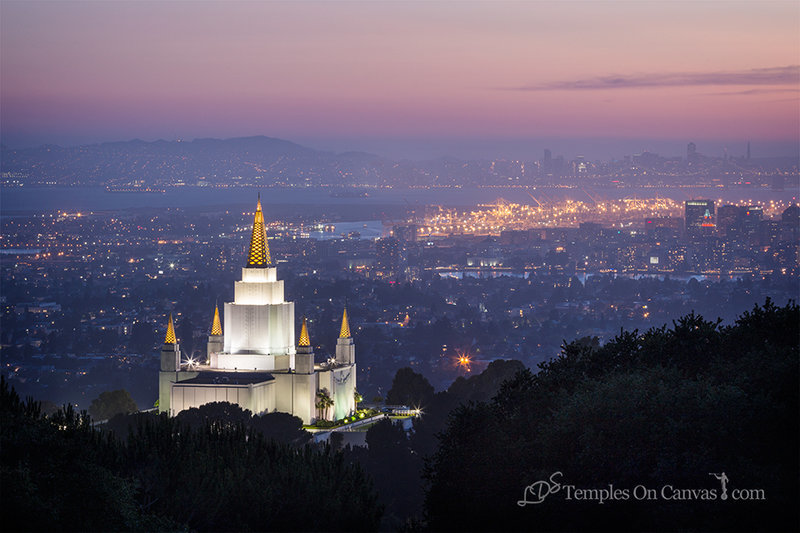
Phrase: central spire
[
  {"left": 246, "top": 195, "right": 272, "bottom": 267},
  {"left": 339, "top": 308, "right": 351, "bottom": 338}
]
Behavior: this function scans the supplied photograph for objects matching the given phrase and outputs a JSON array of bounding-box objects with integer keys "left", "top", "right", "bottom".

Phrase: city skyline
[{"left": 1, "top": 1, "right": 798, "bottom": 159}]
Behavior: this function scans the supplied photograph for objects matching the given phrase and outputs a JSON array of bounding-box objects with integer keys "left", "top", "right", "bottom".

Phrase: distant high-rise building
[
  {"left": 553, "top": 155, "right": 565, "bottom": 177},
  {"left": 375, "top": 237, "right": 400, "bottom": 275},
  {"left": 781, "top": 204, "right": 799, "bottom": 225},
  {"left": 575, "top": 155, "right": 588, "bottom": 176},
  {"left": 742, "top": 206, "right": 763, "bottom": 243},
  {"left": 685, "top": 199, "right": 715, "bottom": 238},
  {"left": 746, "top": 141, "right": 751, "bottom": 160},
  {"left": 717, "top": 204, "right": 743, "bottom": 238},
  {"left": 780, "top": 204, "right": 799, "bottom": 242},
  {"left": 392, "top": 224, "right": 418, "bottom": 243},
  {"left": 644, "top": 217, "right": 682, "bottom": 239},
  {"left": 687, "top": 142, "right": 698, "bottom": 164},
  {"left": 543, "top": 149, "right": 552, "bottom": 175}
]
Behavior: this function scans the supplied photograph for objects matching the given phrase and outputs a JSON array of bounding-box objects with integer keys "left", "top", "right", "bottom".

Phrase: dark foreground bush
[{"left": 424, "top": 300, "right": 799, "bottom": 532}]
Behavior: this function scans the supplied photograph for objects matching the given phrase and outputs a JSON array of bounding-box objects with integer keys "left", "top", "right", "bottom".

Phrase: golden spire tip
[
  {"left": 211, "top": 305, "right": 222, "bottom": 336},
  {"left": 165, "top": 313, "right": 176, "bottom": 344},
  {"left": 298, "top": 317, "right": 311, "bottom": 347},
  {"left": 246, "top": 196, "right": 272, "bottom": 267},
  {"left": 339, "top": 308, "right": 351, "bottom": 338}
]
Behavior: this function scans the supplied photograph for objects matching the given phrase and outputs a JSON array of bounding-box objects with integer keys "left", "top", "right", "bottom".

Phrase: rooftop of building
[{"left": 174, "top": 371, "right": 275, "bottom": 386}]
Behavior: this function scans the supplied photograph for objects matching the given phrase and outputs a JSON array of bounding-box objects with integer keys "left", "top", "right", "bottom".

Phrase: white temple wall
[
  {"left": 234, "top": 279, "right": 285, "bottom": 305},
  {"left": 223, "top": 301, "right": 295, "bottom": 356},
  {"left": 159, "top": 370, "right": 199, "bottom": 415},
  {"left": 241, "top": 267, "right": 277, "bottom": 283},
  {"left": 274, "top": 374, "right": 293, "bottom": 414},
  {"left": 215, "top": 353, "right": 276, "bottom": 371},
  {"left": 331, "top": 365, "right": 356, "bottom": 420},
  {"left": 335, "top": 339, "right": 355, "bottom": 365},
  {"left": 171, "top": 381, "right": 275, "bottom": 416},
  {"left": 315, "top": 365, "right": 356, "bottom": 421},
  {"left": 293, "top": 373, "right": 316, "bottom": 424}
]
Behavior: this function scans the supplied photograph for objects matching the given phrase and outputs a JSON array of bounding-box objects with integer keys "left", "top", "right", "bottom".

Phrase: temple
[{"left": 158, "top": 197, "right": 357, "bottom": 423}]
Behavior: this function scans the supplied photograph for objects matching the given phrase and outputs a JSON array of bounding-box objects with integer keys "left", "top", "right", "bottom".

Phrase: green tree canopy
[
  {"left": 386, "top": 367, "right": 435, "bottom": 407},
  {"left": 88, "top": 389, "right": 138, "bottom": 421},
  {"left": 1, "top": 379, "right": 381, "bottom": 531},
  {"left": 424, "top": 300, "right": 799, "bottom": 532}
]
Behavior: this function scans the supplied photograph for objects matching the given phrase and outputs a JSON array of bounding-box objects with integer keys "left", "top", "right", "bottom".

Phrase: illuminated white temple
[{"left": 158, "top": 197, "right": 356, "bottom": 424}]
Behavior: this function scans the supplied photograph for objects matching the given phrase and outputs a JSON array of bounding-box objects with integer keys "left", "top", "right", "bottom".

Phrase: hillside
[
  {"left": 424, "top": 300, "right": 799, "bottom": 532},
  {"left": 0, "top": 136, "right": 388, "bottom": 187}
]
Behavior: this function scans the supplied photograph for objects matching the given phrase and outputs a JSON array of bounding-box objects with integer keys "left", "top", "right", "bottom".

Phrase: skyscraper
[
  {"left": 375, "top": 237, "right": 401, "bottom": 276},
  {"left": 685, "top": 199, "right": 715, "bottom": 238},
  {"left": 543, "top": 149, "right": 552, "bottom": 175},
  {"left": 687, "top": 142, "right": 698, "bottom": 164}
]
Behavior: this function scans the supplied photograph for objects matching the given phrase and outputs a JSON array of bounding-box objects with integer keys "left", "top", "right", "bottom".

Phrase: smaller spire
[
  {"left": 298, "top": 317, "right": 311, "bottom": 347},
  {"left": 339, "top": 308, "right": 351, "bottom": 338},
  {"left": 165, "top": 313, "right": 176, "bottom": 344},
  {"left": 211, "top": 305, "right": 222, "bottom": 336}
]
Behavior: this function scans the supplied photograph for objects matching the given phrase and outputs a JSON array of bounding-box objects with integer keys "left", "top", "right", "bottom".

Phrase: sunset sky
[{"left": 1, "top": 0, "right": 798, "bottom": 159}]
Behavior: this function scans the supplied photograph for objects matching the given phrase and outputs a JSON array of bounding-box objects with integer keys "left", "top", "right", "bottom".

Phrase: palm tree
[
  {"left": 315, "top": 388, "right": 334, "bottom": 421},
  {"left": 354, "top": 389, "right": 363, "bottom": 410}
]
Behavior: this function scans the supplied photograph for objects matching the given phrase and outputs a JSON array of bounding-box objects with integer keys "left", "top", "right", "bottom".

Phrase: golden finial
[
  {"left": 211, "top": 305, "right": 222, "bottom": 336},
  {"left": 298, "top": 317, "right": 311, "bottom": 347},
  {"left": 165, "top": 313, "right": 176, "bottom": 344},
  {"left": 246, "top": 195, "right": 272, "bottom": 267},
  {"left": 339, "top": 308, "right": 351, "bottom": 338}
]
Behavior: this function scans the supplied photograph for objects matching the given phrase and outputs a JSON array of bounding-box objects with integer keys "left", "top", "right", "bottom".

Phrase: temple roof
[
  {"left": 339, "top": 308, "right": 351, "bottom": 338},
  {"left": 211, "top": 305, "right": 222, "bottom": 336},
  {"left": 165, "top": 313, "right": 176, "bottom": 344},
  {"left": 174, "top": 371, "right": 274, "bottom": 386},
  {"left": 298, "top": 317, "right": 311, "bottom": 347},
  {"left": 246, "top": 196, "right": 272, "bottom": 267}
]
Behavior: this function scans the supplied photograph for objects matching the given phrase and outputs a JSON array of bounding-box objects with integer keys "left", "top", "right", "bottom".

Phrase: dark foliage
[
  {"left": 345, "top": 419, "right": 424, "bottom": 532},
  {"left": 386, "top": 367, "right": 435, "bottom": 407},
  {"left": 423, "top": 300, "right": 799, "bottom": 532},
  {"left": 1, "top": 381, "right": 381, "bottom": 531},
  {"left": 345, "top": 359, "right": 529, "bottom": 530},
  {"left": 88, "top": 389, "right": 138, "bottom": 421}
]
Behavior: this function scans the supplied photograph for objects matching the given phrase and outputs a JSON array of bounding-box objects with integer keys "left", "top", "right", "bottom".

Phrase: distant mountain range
[
  {"left": 2, "top": 135, "right": 796, "bottom": 189},
  {"left": 0, "top": 136, "right": 400, "bottom": 187}
]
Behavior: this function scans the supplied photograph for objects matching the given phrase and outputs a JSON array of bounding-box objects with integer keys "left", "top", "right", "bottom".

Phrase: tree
[
  {"left": 386, "top": 367, "right": 434, "bottom": 407},
  {"left": 1, "top": 377, "right": 382, "bottom": 532},
  {"left": 362, "top": 418, "right": 423, "bottom": 530},
  {"left": 365, "top": 418, "right": 406, "bottom": 454},
  {"left": 316, "top": 388, "right": 334, "bottom": 420},
  {"left": 329, "top": 431, "right": 344, "bottom": 451},
  {"left": 253, "top": 412, "right": 311, "bottom": 445},
  {"left": 1, "top": 378, "right": 172, "bottom": 531},
  {"left": 423, "top": 301, "right": 799, "bottom": 532},
  {"left": 354, "top": 389, "right": 363, "bottom": 407},
  {"left": 88, "top": 389, "right": 138, "bottom": 421},
  {"left": 175, "top": 401, "right": 252, "bottom": 429}
]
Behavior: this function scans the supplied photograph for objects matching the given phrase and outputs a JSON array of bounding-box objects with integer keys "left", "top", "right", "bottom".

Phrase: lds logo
[{"left": 517, "top": 472, "right": 564, "bottom": 506}]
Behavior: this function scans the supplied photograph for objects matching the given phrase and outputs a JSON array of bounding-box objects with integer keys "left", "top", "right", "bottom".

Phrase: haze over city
[{"left": 2, "top": 1, "right": 798, "bottom": 159}]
